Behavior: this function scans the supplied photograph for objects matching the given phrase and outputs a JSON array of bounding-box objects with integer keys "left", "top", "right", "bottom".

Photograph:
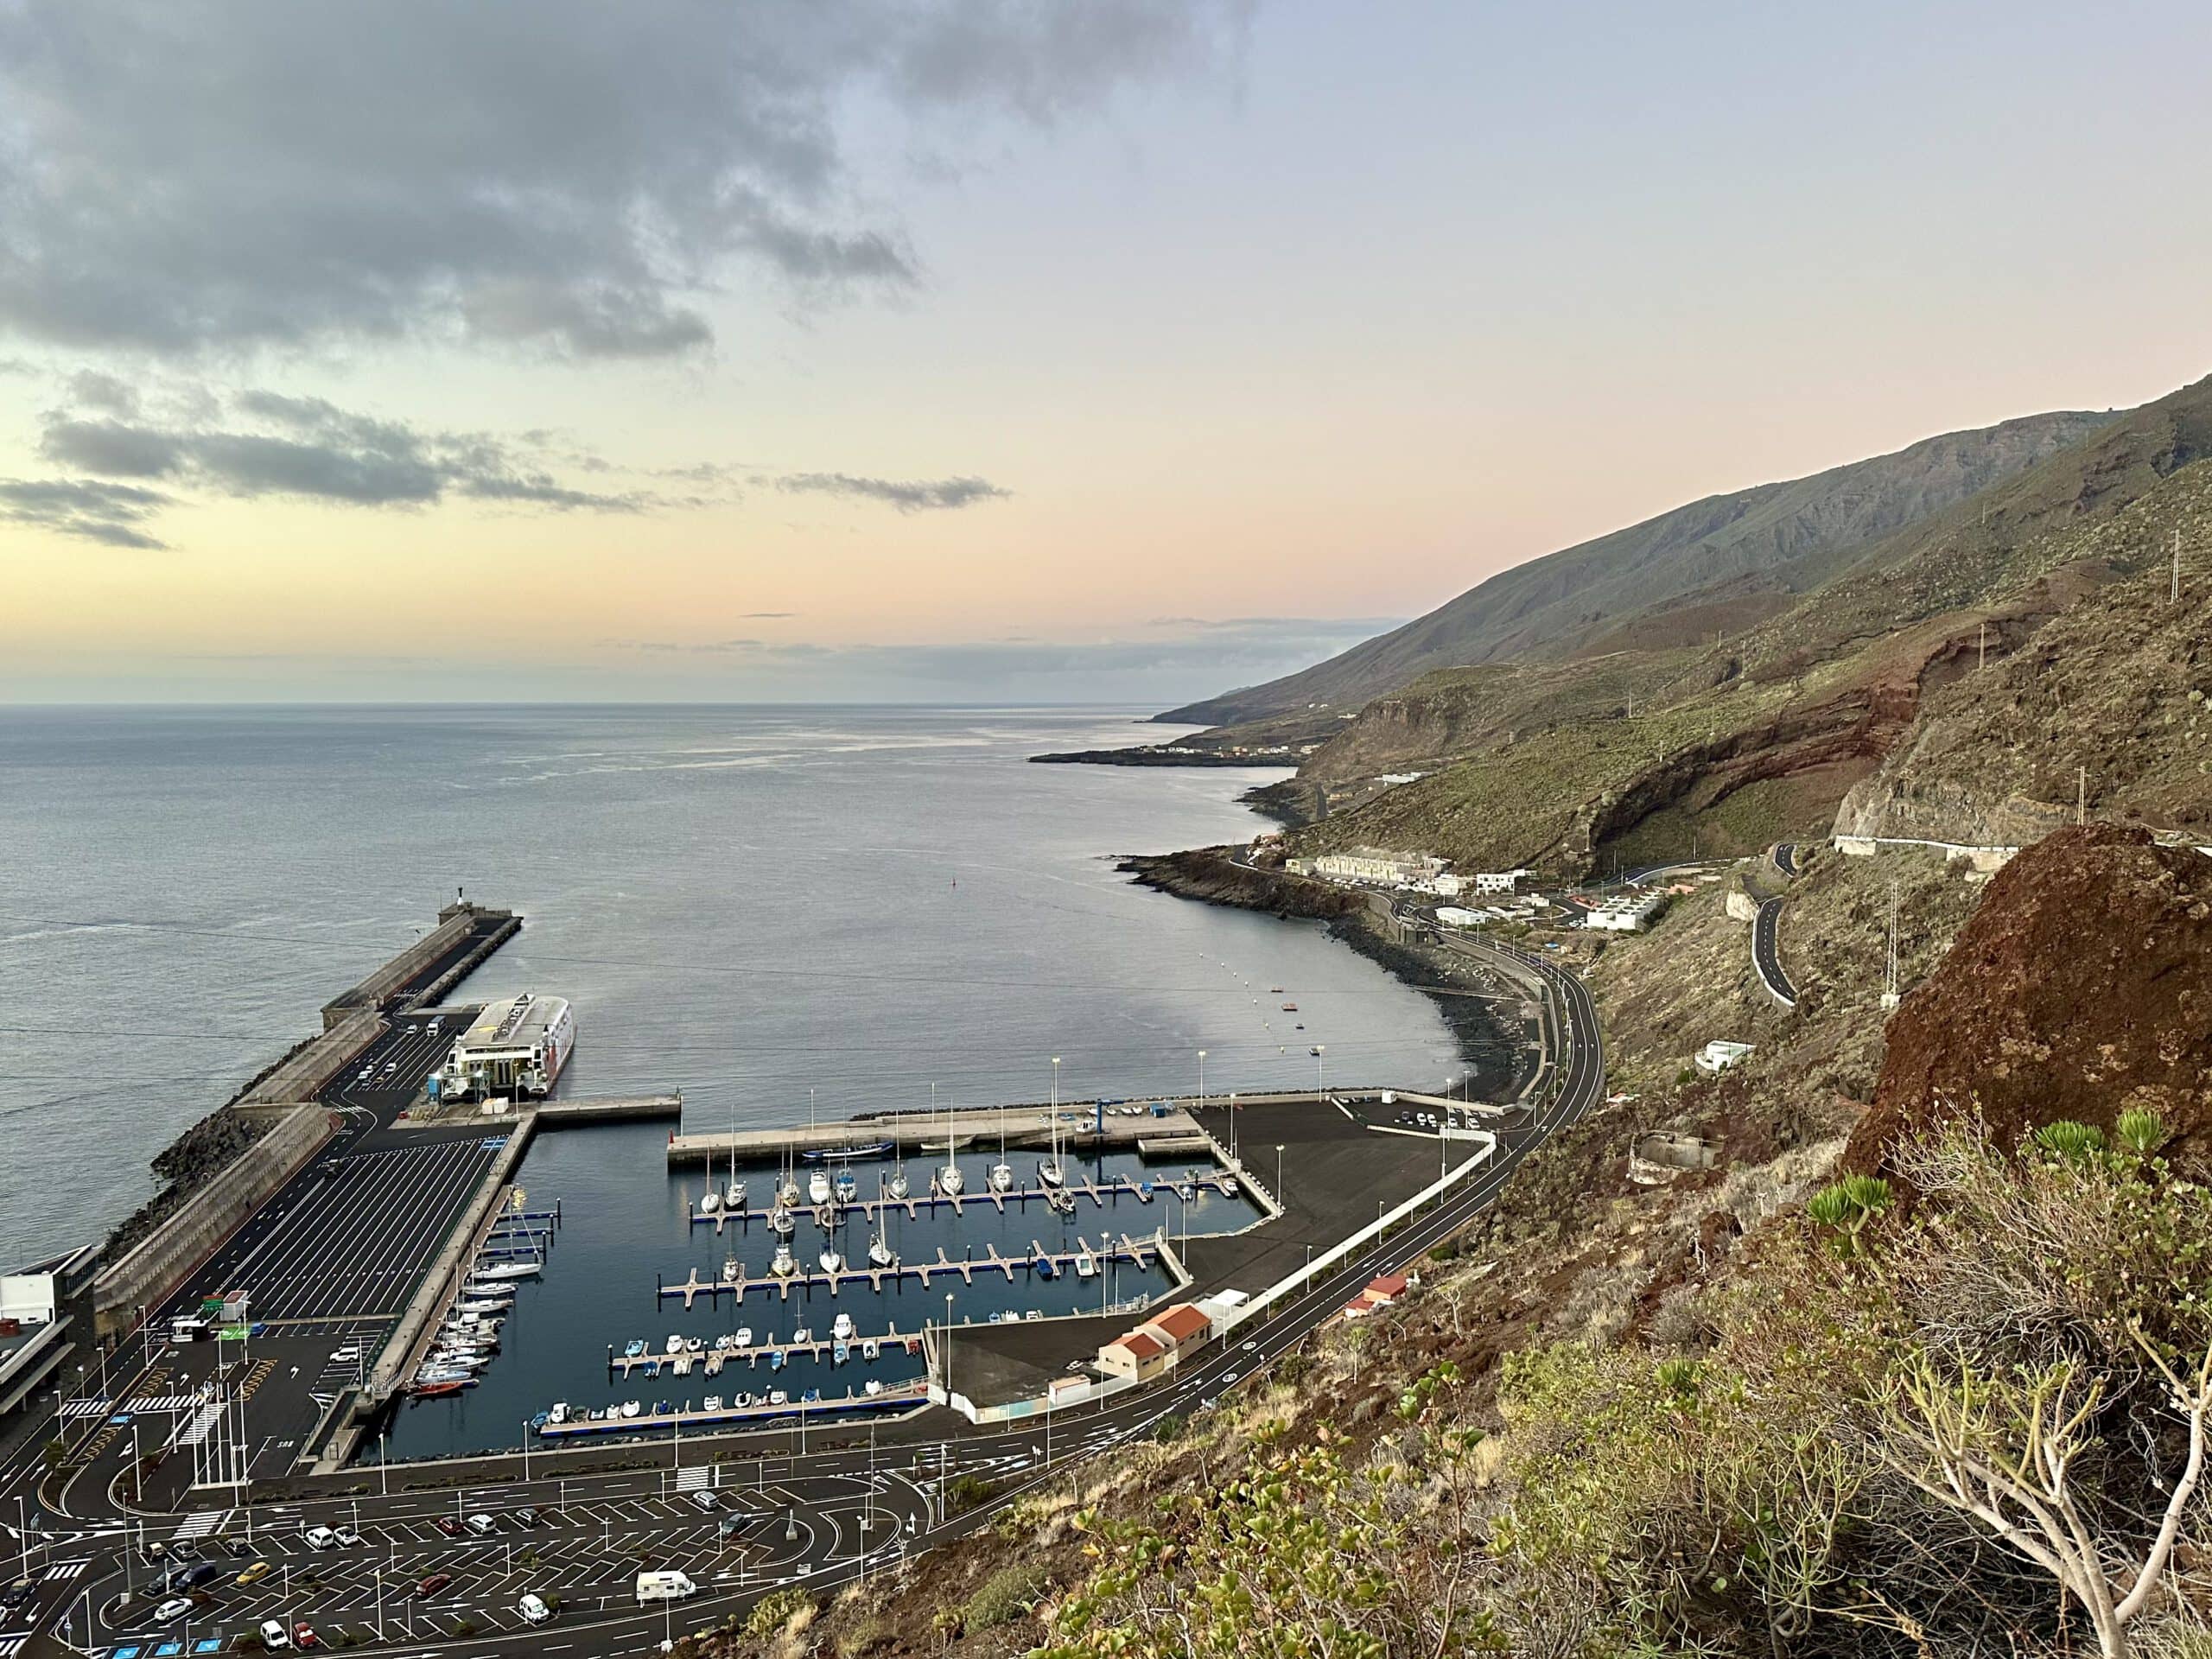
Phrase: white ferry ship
[{"left": 434, "top": 993, "right": 574, "bottom": 1102}]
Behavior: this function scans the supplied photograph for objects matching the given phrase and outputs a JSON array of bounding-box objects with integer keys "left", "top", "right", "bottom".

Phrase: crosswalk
[
  {"left": 43, "top": 1558, "right": 89, "bottom": 1580},
  {"left": 173, "top": 1508, "right": 230, "bottom": 1541},
  {"left": 175, "top": 1402, "right": 224, "bottom": 1448},
  {"left": 58, "top": 1399, "right": 114, "bottom": 1421},
  {"left": 0, "top": 1631, "right": 28, "bottom": 1656},
  {"left": 673, "top": 1465, "right": 710, "bottom": 1493},
  {"left": 126, "top": 1393, "right": 214, "bottom": 1413}
]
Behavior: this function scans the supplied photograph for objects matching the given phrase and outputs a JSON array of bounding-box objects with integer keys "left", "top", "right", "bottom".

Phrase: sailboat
[
  {"left": 937, "top": 1083, "right": 963, "bottom": 1196},
  {"left": 768, "top": 1203, "right": 795, "bottom": 1236},
  {"left": 769, "top": 1242, "right": 796, "bottom": 1277},
  {"left": 699, "top": 1145, "right": 721, "bottom": 1215},
  {"left": 887, "top": 1147, "right": 910, "bottom": 1201},
  {"left": 819, "top": 1243, "right": 844, "bottom": 1274},
  {"left": 988, "top": 1102, "right": 1014, "bottom": 1193},
  {"left": 726, "top": 1173, "right": 746, "bottom": 1211},
  {"left": 867, "top": 1230, "right": 895, "bottom": 1268},
  {"left": 1039, "top": 1098, "right": 1065, "bottom": 1188}
]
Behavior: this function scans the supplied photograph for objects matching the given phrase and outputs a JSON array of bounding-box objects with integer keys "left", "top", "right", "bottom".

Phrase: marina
[
  {"left": 681, "top": 1168, "right": 1241, "bottom": 1230},
  {"left": 656, "top": 1231, "right": 1173, "bottom": 1306}
]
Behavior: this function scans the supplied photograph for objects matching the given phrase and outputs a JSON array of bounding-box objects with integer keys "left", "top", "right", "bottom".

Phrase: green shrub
[
  {"left": 744, "top": 1587, "right": 816, "bottom": 1637},
  {"left": 963, "top": 1562, "right": 1052, "bottom": 1632},
  {"left": 1150, "top": 1412, "right": 1186, "bottom": 1443}
]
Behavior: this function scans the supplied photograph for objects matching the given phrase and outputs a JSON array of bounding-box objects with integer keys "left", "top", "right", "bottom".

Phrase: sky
[{"left": 3, "top": 0, "right": 2209, "bottom": 705}]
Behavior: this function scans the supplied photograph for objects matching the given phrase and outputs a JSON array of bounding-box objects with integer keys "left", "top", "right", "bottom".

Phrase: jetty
[
  {"left": 538, "top": 1381, "right": 929, "bottom": 1440},
  {"left": 683, "top": 1170, "right": 1235, "bottom": 1232},
  {"left": 657, "top": 1233, "right": 1166, "bottom": 1308}
]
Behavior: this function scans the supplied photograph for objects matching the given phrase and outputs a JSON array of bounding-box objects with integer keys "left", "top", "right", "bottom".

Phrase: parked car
[
  {"left": 416, "top": 1573, "right": 452, "bottom": 1599},
  {"left": 433, "top": 1516, "right": 464, "bottom": 1538},
  {"left": 292, "top": 1624, "right": 323, "bottom": 1649},
  {"left": 235, "top": 1560, "right": 272, "bottom": 1586},
  {"left": 465, "top": 1512, "right": 497, "bottom": 1535},
  {"left": 153, "top": 1596, "right": 194, "bottom": 1624},
  {"left": 258, "top": 1619, "right": 293, "bottom": 1649},
  {"left": 513, "top": 1506, "right": 540, "bottom": 1529},
  {"left": 518, "top": 1592, "right": 552, "bottom": 1625},
  {"left": 334, "top": 1526, "right": 363, "bottom": 1548},
  {"left": 303, "top": 1526, "right": 338, "bottom": 1550},
  {"left": 689, "top": 1491, "right": 718, "bottom": 1512}
]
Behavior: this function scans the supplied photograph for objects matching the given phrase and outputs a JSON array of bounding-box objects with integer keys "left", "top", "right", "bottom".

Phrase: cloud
[
  {"left": 0, "top": 1, "right": 1246, "bottom": 359},
  {"left": 0, "top": 478, "right": 171, "bottom": 548},
  {"left": 36, "top": 385, "right": 655, "bottom": 512},
  {"left": 777, "top": 472, "right": 1012, "bottom": 512}
]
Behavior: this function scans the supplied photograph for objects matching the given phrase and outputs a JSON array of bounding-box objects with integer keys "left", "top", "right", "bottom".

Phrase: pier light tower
[{"left": 1197, "top": 1049, "right": 1207, "bottom": 1110}]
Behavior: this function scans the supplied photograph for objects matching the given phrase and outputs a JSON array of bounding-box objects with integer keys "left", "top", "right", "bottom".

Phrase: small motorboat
[
  {"left": 832, "top": 1340, "right": 849, "bottom": 1365},
  {"left": 1138, "top": 1180, "right": 1155, "bottom": 1201},
  {"left": 801, "top": 1388, "right": 821, "bottom": 1404},
  {"left": 643, "top": 1358, "right": 660, "bottom": 1379},
  {"left": 768, "top": 1389, "right": 788, "bottom": 1407},
  {"left": 1024, "top": 1309, "right": 1044, "bottom": 1321},
  {"left": 1035, "top": 1254, "right": 1058, "bottom": 1281},
  {"left": 808, "top": 1169, "right": 833, "bottom": 1206},
  {"left": 620, "top": 1400, "right": 641, "bottom": 1419},
  {"left": 1049, "top": 1186, "right": 1077, "bottom": 1215},
  {"left": 734, "top": 1390, "right": 753, "bottom": 1408},
  {"left": 685, "top": 1336, "right": 703, "bottom": 1353},
  {"left": 624, "top": 1338, "right": 645, "bottom": 1359},
  {"left": 864, "top": 1378, "right": 883, "bottom": 1396},
  {"left": 867, "top": 1234, "right": 895, "bottom": 1268},
  {"left": 861, "top": 1338, "right": 880, "bottom": 1362},
  {"left": 791, "top": 1325, "right": 812, "bottom": 1344},
  {"left": 767, "top": 1348, "right": 785, "bottom": 1370},
  {"left": 819, "top": 1247, "right": 844, "bottom": 1274},
  {"left": 832, "top": 1312, "right": 855, "bottom": 1340},
  {"left": 735, "top": 1325, "right": 754, "bottom": 1348},
  {"left": 988, "top": 1312, "right": 1005, "bottom": 1325},
  {"left": 1222, "top": 1175, "right": 1241, "bottom": 1198},
  {"left": 704, "top": 1352, "right": 724, "bottom": 1376},
  {"left": 834, "top": 1172, "right": 858, "bottom": 1203},
  {"left": 703, "top": 1394, "right": 722, "bottom": 1412},
  {"left": 1076, "top": 1249, "right": 1097, "bottom": 1280},
  {"left": 548, "top": 1402, "right": 570, "bottom": 1426},
  {"left": 652, "top": 1400, "right": 671, "bottom": 1416},
  {"left": 664, "top": 1335, "right": 684, "bottom": 1356},
  {"left": 673, "top": 1356, "right": 693, "bottom": 1376},
  {"left": 770, "top": 1243, "right": 797, "bottom": 1277}
]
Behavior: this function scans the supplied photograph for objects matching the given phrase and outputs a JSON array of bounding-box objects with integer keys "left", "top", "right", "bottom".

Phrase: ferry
[{"left": 435, "top": 993, "right": 574, "bottom": 1102}]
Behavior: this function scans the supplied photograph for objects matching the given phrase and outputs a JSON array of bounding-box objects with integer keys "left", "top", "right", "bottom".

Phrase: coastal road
[
  {"left": 1772, "top": 842, "right": 1800, "bottom": 877},
  {"left": 1752, "top": 897, "right": 1798, "bottom": 1008},
  {"left": 17, "top": 945, "right": 1611, "bottom": 1656}
]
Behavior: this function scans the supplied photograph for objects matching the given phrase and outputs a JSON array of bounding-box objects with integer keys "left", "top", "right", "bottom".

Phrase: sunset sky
[{"left": 4, "top": 1, "right": 2209, "bottom": 703}]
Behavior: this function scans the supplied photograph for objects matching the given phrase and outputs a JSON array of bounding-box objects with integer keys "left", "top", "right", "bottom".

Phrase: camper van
[{"left": 635, "top": 1570, "right": 697, "bottom": 1605}]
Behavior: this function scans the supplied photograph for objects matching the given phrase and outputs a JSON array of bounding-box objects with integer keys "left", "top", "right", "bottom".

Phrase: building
[
  {"left": 1471, "top": 869, "right": 1531, "bottom": 894},
  {"left": 1694, "top": 1039, "right": 1756, "bottom": 1075},
  {"left": 1096, "top": 1327, "right": 1169, "bottom": 1382},
  {"left": 1138, "top": 1302, "right": 1213, "bottom": 1364},
  {"left": 1583, "top": 893, "right": 1665, "bottom": 932},
  {"left": 435, "top": 992, "right": 575, "bottom": 1101},
  {"left": 1310, "top": 848, "right": 1448, "bottom": 887},
  {"left": 1342, "top": 1272, "right": 1413, "bottom": 1321}
]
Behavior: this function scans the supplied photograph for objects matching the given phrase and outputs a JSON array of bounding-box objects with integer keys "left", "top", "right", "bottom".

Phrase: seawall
[{"left": 92, "top": 1103, "right": 336, "bottom": 1338}]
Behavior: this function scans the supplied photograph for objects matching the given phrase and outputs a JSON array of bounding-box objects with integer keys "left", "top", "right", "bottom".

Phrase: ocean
[{"left": 0, "top": 704, "right": 1464, "bottom": 1269}]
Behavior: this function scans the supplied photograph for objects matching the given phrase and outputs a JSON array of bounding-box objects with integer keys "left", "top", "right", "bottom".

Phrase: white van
[
  {"left": 518, "top": 1592, "right": 552, "bottom": 1624},
  {"left": 635, "top": 1570, "right": 697, "bottom": 1605},
  {"left": 302, "top": 1526, "right": 337, "bottom": 1550}
]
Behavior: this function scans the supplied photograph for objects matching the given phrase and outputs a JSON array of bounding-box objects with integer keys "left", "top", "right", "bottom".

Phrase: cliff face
[
  {"left": 1846, "top": 824, "right": 2212, "bottom": 1173},
  {"left": 1161, "top": 408, "right": 2119, "bottom": 727}
]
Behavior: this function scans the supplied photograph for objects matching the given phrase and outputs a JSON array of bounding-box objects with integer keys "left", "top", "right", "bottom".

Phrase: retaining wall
[
  {"left": 92, "top": 1103, "right": 337, "bottom": 1338},
  {"left": 239, "top": 1009, "right": 385, "bottom": 1109}
]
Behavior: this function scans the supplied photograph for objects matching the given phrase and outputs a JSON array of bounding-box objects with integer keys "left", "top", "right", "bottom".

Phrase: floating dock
[
  {"left": 666, "top": 1100, "right": 1212, "bottom": 1166},
  {"left": 537, "top": 1381, "right": 929, "bottom": 1439},
  {"left": 683, "top": 1171, "right": 1236, "bottom": 1233},
  {"left": 607, "top": 1332, "right": 925, "bottom": 1376},
  {"left": 658, "top": 1233, "right": 1165, "bottom": 1307}
]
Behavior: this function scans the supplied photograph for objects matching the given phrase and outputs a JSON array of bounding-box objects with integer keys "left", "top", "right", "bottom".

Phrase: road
[
  {"left": 1752, "top": 897, "right": 1798, "bottom": 1007},
  {"left": 3, "top": 947, "right": 1608, "bottom": 1658},
  {"left": 1772, "top": 842, "right": 1800, "bottom": 877}
]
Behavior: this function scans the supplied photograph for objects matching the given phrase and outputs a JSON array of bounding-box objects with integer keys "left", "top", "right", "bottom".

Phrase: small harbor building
[{"left": 1583, "top": 893, "right": 1665, "bottom": 932}]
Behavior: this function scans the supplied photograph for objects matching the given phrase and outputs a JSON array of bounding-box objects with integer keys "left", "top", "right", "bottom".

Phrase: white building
[
  {"left": 1471, "top": 869, "right": 1531, "bottom": 894},
  {"left": 1310, "top": 849, "right": 1448, "bottom": 887},
  {"left": 1583, "top": 893, "right": 1665, "bottom": 932},
  {"left": 1694, "top": 1040, "right": 1756, "bottom": 1075}
]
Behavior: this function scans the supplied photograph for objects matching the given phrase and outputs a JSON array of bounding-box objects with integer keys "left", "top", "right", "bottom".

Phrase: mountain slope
[{"left": 1160, "top": 409, "right": 2117, "bottom": 726}]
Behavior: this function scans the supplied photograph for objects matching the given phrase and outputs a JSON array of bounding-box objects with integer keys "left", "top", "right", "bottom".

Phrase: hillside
[{"left": 1159, "top": 408, "right": 2116, "bottom": 727}]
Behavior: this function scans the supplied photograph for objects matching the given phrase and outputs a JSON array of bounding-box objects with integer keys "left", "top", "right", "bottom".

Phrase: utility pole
[
  {"left": 1978, "top": 621, "right": 1987, "bottom": 671},
  {"left": 2177, "top": 528, "right": 2184, "bottom": 605}
]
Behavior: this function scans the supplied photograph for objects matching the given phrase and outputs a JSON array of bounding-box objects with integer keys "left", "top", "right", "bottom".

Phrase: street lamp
[
  {"left": 1275, "top": 1143, "right": 1286, "bottom": 1204},
  {"left": 1197, "top": 1050, "right": 1206, "bottom": 1113}
]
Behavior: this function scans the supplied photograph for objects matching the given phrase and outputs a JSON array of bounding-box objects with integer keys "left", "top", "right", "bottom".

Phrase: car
[
  {"left": 334, "top": 1526, "right": 363, "bottom": 1548},
  {"left": 259, "top": 1619, "right": 293, "bottom": 1649},
  {"left": 1, "top": 1577, "right": 35, "bottom": 1609},
  {"left": 513, "top": 1507, "right": 540, "bottom": 1529},
  {"left": 518, "top": 1592, "right": 552, "bottom": 1625},
  {"left": 153, "top": 1596, "right": 195, "bottom": 1624},
  {"left": 465, "top": 1512, "right": 497, "bottom": 1535},
  {"left": 236, "top": 1560, "right": 272, "bottom": 1586},
  {"left": 433, "top": 1516, "right": 465, "bottom": 1537},
  {"left": 175, "top": 1562, "right": 224, "bottom": 1591},
  {"left": 293, "top": 1624, "right": 323, "bottom": 1649},
  {"left": 303, "top": 1526, "right": 338, "bottom": 1550},
  {"left": 224, "top": 1538, "right": 256, "bottom": 1559},
  {"left": 416, "top": 1573, "right": 452, "bottom": 1599},
  {"left": 689, "top": 1490, "right": 718, "bottom": 1512}
]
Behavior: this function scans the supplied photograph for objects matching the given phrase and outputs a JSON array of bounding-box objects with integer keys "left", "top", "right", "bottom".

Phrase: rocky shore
[
  {"left": 1032, "top": 745, "right": 1282, "bottom": 767},
  {"left": 1118, "top": 845, "right": 1523, "bottom": 1096}
]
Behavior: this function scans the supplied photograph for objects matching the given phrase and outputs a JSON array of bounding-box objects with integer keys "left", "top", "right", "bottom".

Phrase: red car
[
  {"left": 292, "top": 1624, "right": 322, "bottom": 1649},
  {"left": 433, "top": 1516, "right": 464, "bottom": 1538},
  {"left": 416, "top": 1573, "right": 452, "bottom": 1599}
]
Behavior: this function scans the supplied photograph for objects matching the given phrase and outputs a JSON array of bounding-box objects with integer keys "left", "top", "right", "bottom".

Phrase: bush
[
  {"left": 945, "top": 1474, "right": 999, "bottom": 1512},
  {"left": 963, "top": 1561, "right": 1052, "bottom": 1633},
  {"left": 1150, "top": 1413, "right": 1186, "bottom": 1443},
  {"left": 744, "top": 1587, "right": 817, "bottom": 1637}
]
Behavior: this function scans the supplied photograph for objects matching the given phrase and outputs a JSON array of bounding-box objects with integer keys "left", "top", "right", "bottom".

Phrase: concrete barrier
[
  {"left": 92, "top": 1103, "right": 336, "bottom": 1338},
  {"left": 321, "top": 902, "right": 513, "bottom": 1029},
  {"left": 238, "top": 1010, "right": 384, "bottom": 1109}
]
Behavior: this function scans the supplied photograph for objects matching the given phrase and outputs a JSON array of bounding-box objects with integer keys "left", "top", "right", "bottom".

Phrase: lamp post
[
  {"left": 1275, "top": 1143, "right": 1285, "bottom": 1205},
  {"left": 1228, "top": 1090, "right": 1237, "bottom": 1161},
  {"left": 1196, "top": 1051, "right": 1206, "bottom": 1114},
  {"left": 943, "top": 1293, "right": 956, "bottom": 1404}
]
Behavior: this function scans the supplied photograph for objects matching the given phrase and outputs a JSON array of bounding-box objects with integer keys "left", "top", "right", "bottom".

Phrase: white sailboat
[
  {"left": 989, "top": 1102, "right": 1014, "bottom": 1193},
  {"left": 868, "top": 1231, "right": 895, "bottom": 1268},
  {"left": 726, "top": 1174, "right": 747, "bottom": 1210},
  {"left": 699, "top": 1145, "right": 721, "bottom": 1214},
  {"left": 769, "top": 1242, "right": 797, "bottom": 1277},
  {"left": 887, "top": 1147, "right": 910, "bottom": 1202},
  {"left": 936, "top": 1082, "right": 963, "bottom": 1196},
  {"left": 819, "top": 1244, "right": 844, "bottom": 1274},
  {"left": 768, "top": 1203, "right": 795, "bottom": 1236}
]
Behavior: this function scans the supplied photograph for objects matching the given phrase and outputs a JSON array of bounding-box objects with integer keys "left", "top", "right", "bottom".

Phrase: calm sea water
[{"left": 0, "top": 706, "right": 1463, "bottom": 1268}]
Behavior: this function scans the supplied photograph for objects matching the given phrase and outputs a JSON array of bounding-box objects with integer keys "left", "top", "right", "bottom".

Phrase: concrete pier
[
  {"left": 537, "top": 1381, "right": 927, "bottom": 1440},
  {"left": 681, "top": 1172, "right": 1238, "bottom": 1232},
  {"left": 656, "top": 1233, "right": 1166, "bottom": 1307}
]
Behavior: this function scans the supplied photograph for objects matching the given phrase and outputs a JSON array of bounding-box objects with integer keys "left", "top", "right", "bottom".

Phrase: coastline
[{"left": 1118, "top": 845, "right": 1522, "bottom": 1097}]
